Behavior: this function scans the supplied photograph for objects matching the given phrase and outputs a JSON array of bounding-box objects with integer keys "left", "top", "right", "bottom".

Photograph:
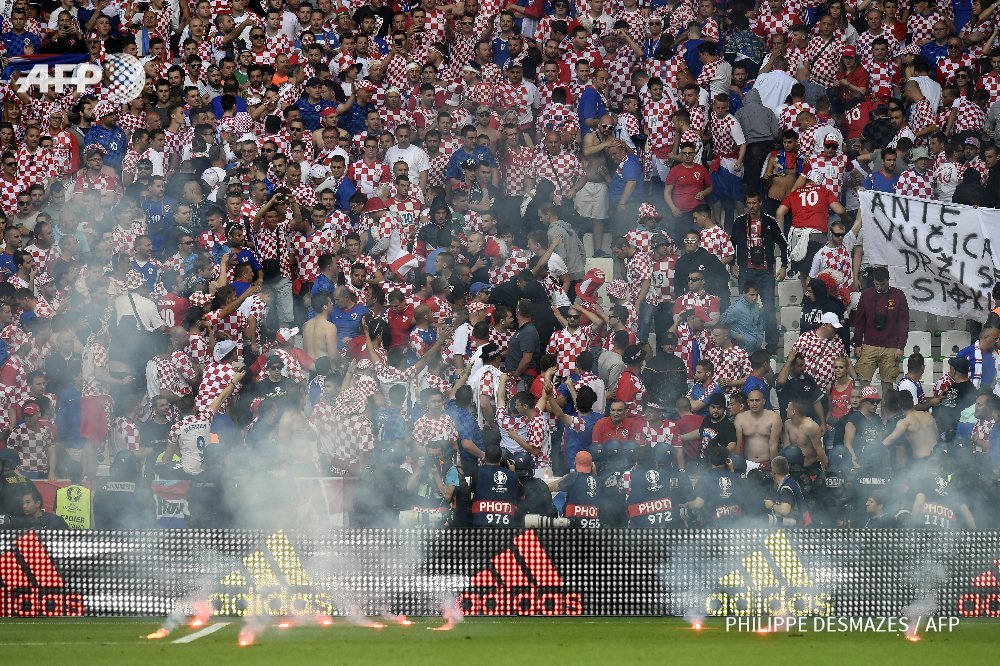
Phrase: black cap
[
  {"left": 480, "top": 343, "right": 503, "bottom": 362},
  {"left": 623, "top": 344, "right": 646, "bottom": 365},
  {"left": 949, "top": 356, "right": 971, "bottom": 375},
  {"left": 708, "top": 393, "right": 728, "bottom": 407}
]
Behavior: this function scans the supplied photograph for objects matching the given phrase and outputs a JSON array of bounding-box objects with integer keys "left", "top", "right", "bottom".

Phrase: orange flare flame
[{"left": 146, "top": 628, "right": 170, "bottom": 640}]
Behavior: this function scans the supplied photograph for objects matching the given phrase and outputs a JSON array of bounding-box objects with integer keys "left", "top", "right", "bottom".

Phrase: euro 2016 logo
[{"left": 14, "top": 54, "right": 145, "bottom": 104}]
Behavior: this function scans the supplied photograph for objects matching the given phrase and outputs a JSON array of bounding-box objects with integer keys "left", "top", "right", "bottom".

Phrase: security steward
[
  {"left": 470, "top": 442, "right": 519, "bottom": 526},
  {"left": 551, "top": 450, "right": 601, "bottom": 528},
  {"left": 626, "top": 444, "right": 689, "bottom": 528},
  {"left": 54, "top": 462, "right": 93, "bottom": 529},
  {"left": 0, "top": 449, "right": 32, "bottom": 518},
  {"left": 687, "top": 444, "right": 745, "bottom": 525}
]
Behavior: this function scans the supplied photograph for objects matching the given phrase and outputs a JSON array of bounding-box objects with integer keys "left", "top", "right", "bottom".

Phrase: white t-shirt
[
  {"left": 384, "top": 144, "right": 430, "bottom": 177},
  {"left": 170, "top": 416, "right": 212, "bottom": 475}
]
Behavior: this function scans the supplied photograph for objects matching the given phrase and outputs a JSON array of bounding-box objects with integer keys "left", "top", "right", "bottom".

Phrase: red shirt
[
  {"left": 677, "top": 413, "right": 706, "bottom": 461},
  {"left": 592, "top": 416, "right": 644, "bottom": 444},
  {"left": 843, "top": 99, "right": 882, "bottom": 141},
  {"left": 781, "top": 183, "right": 837, "bottom": 232},
  {"left": 387, "top": 303, "right": 415, "bottom": 349},
  {"left": 158, "top": 293, "right": 190, "bottom": 328},
  {"left": 665, "top": 163, "right": 710, "bottom": 212},
  {"left": 838, "top": 65, "right": 869, "bottom": 104}
]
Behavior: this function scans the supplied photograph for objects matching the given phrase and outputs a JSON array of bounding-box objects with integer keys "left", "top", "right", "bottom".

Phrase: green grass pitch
[{"left": 1, "top": 617, "right": 997, "bottom": 665}]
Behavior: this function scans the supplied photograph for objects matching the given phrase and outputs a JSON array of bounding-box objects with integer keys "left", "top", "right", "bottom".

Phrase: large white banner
[{"left": 859, "top": 191, "right": 1000, "bottom": 321}]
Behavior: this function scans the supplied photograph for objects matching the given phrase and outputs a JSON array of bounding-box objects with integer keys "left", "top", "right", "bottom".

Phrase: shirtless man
[
  {"left": 579, "top": 114, "right": 614, "bottom": 251},
  {"left": 735, "top": 389, "right": 783, "bottom": 467},
  {"left": 783, "top": 399, "right": 828, "bottom": 468},
  {"left": 303, "top": 292, "right": 339, "bottom": 361},
  {"left": 882, "top": 390, "right": 937, "bottom": 461},
  {"left": 762, "top": 130, "right": 805, "bottom": 216}
]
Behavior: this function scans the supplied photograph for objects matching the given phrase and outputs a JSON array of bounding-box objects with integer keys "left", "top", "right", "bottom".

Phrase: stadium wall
[{"left": 2, "top": 529, "right": 999, "bottom": 618}]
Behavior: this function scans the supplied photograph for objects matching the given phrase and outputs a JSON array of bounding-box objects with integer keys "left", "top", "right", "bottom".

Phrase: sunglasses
[
  {"left": 251, "top": 34, "right": 265, "bottom": 39},
  {"left": 831, "top": 232, "right": 845, "bottom": 238},
  {"left": 683, "top": 239, "right": 698, "bottom": 244},
  {"left": 179, "top": 240, "right": 194, "bottom": 245},
  {"left": 681, "top": 151, "right": 695, "bottom": 156},
  {"left": 688, "top": 277, "right": 703, "bottom": 282}
]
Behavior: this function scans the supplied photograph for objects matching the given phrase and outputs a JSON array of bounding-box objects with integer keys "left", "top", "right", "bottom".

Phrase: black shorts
[{"left": 791, "top": 239, "right": 825, "bottom": 275}]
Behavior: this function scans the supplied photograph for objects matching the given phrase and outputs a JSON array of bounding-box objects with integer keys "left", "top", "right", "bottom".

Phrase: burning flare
[
  {"left": 430, "top": 595, "right": 465, "bottom": 631},
  {"left": 189, "top": 600, "right": 212, "bottom": 628},
  {"left": 383, "top": 613, "right": 413, "bottom": 626},
  {"left": 238, "top": 627, "right": 255, "bottom": 647},
  {"left": 145, "top": 628, "right": 170, "bottom": 640}
]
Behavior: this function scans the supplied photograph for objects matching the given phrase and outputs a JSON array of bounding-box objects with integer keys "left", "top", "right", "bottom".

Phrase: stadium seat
[
  {"left": 904, "top": 331, "right": 933, "bottom": 357},
  {"left": 939, "top": 330, "right": 971, "bottom": 357},
  {"left": 935, "top": 315, "right": 967, "bottom": 332},
  {"left": 583, "top": 233, "right": 594, "bottom": 258},
  {"left": 908, "top": 310, "right": 931, "bottom": 332},
  {"left": 779, "top": 306, "right": 801, "bottom": 331},
  {"left": 777, "top": 280, "right": 803, "bottom": 307},
  {"left": 783, "top": 330, "right": 799, "bottom": 354}
]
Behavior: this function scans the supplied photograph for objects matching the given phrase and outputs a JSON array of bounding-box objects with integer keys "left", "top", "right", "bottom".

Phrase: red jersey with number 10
[{"left": 782, "top": 183, "right": 837, "bottom": 233}]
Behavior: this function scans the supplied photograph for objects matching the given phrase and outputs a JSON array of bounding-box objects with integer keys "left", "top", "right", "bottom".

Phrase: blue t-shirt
[
  {"left": 565, "top": 411, "right": 602, "bottom": 464},
  {"left": 577, "top": 86, "right": 607, "bottom": 135},
  {"left": 864, "top": 170, "right": 899, "bottom": 194},
  {"left": 609, "top": 154, "right": 642, "bottom": 202},
  {"left": 445, "top": 146, "right": 497, "bottom": 180},
  {"left": 742, "top": 375, "right": 773, "bottom": 410},
  {"left": 330, "top": 303, "right": 370, "bottom": 348},
  {"left": 688, "top": 382, "right": 723, "bottom": 416}
]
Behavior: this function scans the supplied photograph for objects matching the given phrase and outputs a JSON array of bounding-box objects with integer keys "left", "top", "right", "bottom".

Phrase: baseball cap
[
  {"left": 320, "top": 107, "right": 337, "bottom": 118},
  {"left": 266, "top": 354, "right": 285, "bottom": 368},
  {"left": 965, "top": 136, "right": 981, "bottom": 148},
  {"left": 22, "top": 403, "right": 39, "bottom": 417},
  {"left": 575, "top": 451, "right": 593, "bottom": 473},
  {"left": 469, "top": 282, "right": 492, "bottom": 296},
  {"left": 275, "top": 327, "right": 299, "bottom": 344},
  {"left": 842, "top": 45, "right": 857, "bottom": 58},
  {"left": 213, "top": 340, "right": 238, "bottom": 362},
  {"left": 623, "top": 344, "right": 646, "bottom": 365},
  {"left": 949, "top": 356, "right": 971, "bottom": 374},
  {"left": 820, "top": 312, "right": 842, "bottom": 328},
  {"left": 708, "top": 393, "right": 728, "bottom": 408},
  {"left": 480, "top": 342, "right": 503, "bottom": 362},
  {"left": 860, "top": 385, "right": 880, "bottom": 402}
]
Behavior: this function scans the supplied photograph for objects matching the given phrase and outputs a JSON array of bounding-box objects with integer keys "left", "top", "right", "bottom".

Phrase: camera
[
  {"left": 524, "top": 515, "right": 570, "bottom": 528},
  {"left": 399, "top": 509, "right": 447, "bottom": 527}
]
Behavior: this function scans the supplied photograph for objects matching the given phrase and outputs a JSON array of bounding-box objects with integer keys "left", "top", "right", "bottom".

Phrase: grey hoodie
[{"left": 734, "top": 89, "right": 780, "bottom": 143}]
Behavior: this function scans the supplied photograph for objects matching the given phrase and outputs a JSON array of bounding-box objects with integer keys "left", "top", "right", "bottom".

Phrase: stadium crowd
[{"left": 1, "top": 0, "right": 1000, "bottom": 531}]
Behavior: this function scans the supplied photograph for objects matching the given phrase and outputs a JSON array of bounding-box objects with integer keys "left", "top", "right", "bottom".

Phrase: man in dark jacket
[
  {"left": 674, "top": 230, "right": 730, "bottom": 309},
  {"left": 729, "top": 191, "right": 787, "bottom": 347},
  {"left": 953, "top": 169, "right": 996, "bottom": 208}
]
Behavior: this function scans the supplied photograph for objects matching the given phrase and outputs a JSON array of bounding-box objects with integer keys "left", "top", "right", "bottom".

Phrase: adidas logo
[
  {"left": 209, "top": 531, "right": 334, "bottom": 617},
  {"left": 0, "top": 531, "right": 84, "bottom": 617},
  {"left": 705, "top": 532, "right": 832, "bottom": 617},
  {"left": 459, "top": 531, "right": 582, "bottom": 616},
  {"left": 957, "top": 555, "right": 1000, "bottom": 617}
]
